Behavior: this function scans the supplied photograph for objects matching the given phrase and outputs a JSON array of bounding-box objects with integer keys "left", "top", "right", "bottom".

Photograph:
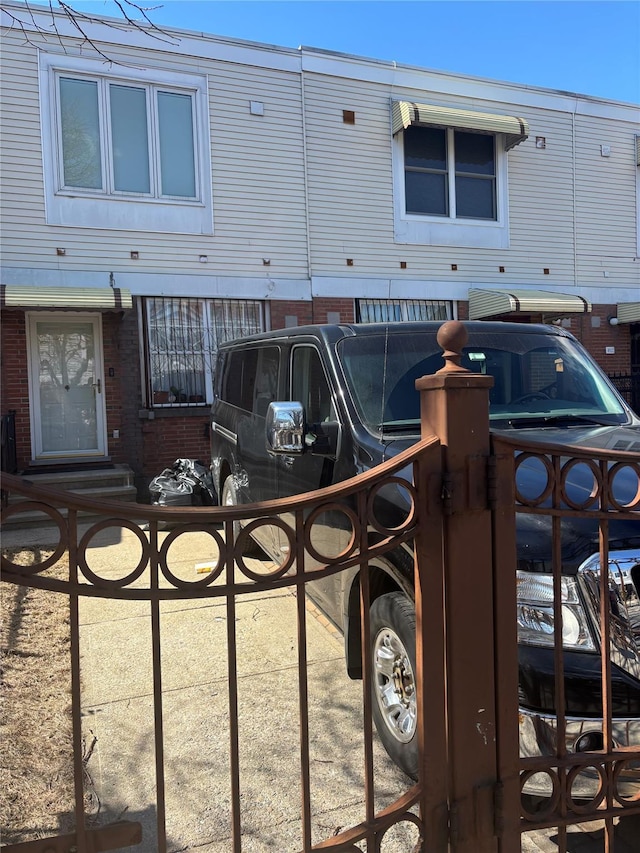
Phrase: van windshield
[{"left": 337, "top": 329, "right": 628, "bottom": 431}]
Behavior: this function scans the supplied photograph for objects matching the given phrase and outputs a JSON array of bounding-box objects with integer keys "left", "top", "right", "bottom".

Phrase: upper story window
[
  {"left": 391, "top": 100, "right": 528, "bottom": 249},
  {"left": 40, "top": 54, "right": 213, "bottom": 234},
  {"left": 404, "top": 126, "right": 496, "bottom": 220},
  {"left": 58, "top": 76, "right": 197, "bottom": 199}
]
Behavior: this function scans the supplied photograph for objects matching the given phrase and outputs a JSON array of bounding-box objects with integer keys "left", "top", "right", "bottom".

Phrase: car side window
[
  {"left": 253, "top": 347, "right": 280, "bottom": 417},
  {"left": 291, "top": 346, "right": 335, "bottom": 423},
  {"left": 222, "top": 349, "right": 258, "bottom": 411}
]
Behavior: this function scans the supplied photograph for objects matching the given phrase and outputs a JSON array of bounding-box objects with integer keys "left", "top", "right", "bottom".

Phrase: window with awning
[
  {"left": 392, "top": 101, "right": 529, "bottom": 151},
  {"left": 391, "top": 101, "right": 528, "bottom": 239}
]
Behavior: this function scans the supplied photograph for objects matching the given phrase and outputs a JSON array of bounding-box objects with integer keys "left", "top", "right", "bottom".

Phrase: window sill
[
  {"left": 47, "top": 194, "right": 213, "bottom": 235},
  {"left": 394, "top": 216, "right": 509, "bottom": 249},
  {"left": 140, "top": 407, "right": 209, "bottom": 420}
]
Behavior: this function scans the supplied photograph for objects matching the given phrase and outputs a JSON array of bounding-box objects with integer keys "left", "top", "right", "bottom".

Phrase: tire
[
  {"left": 221, "top": 475, "right": 264, "bottom": 557},
  {"left": 370, "top": 592, "right": 418, "bottom": 780}
]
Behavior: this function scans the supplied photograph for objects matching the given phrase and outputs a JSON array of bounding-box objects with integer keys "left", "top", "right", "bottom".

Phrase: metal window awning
[
  {"left": 468, "top": 288, "right": 592, "bottom": 320},
  {"left": 615, "top": 302, "right": 640, "bottom": 324},
  {"left": 392, "top": 101, "right": 529, "bottom": 151},
  {"left": 1, "top": 285, "right": 133, "bottom": 310}
]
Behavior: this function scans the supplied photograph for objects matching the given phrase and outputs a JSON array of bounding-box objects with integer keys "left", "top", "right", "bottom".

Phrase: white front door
[{"left": 28, "top": 313, "right": 108, "bottom": 460}]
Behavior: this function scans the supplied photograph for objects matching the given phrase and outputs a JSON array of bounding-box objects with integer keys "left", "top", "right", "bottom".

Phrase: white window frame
[
  {"left": 393, "top": 126, "right": 510, "bottom": 249},
  {"left": 39, "top": 53, "right": 213, "bottom": 235}
]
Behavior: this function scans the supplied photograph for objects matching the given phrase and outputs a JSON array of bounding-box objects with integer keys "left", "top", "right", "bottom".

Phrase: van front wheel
[
  {"left": 221, "top": 475, "right": 263, "bottom": 557},
  {"left": 370, "top": 592, "right": 418, "bottom": 780}
]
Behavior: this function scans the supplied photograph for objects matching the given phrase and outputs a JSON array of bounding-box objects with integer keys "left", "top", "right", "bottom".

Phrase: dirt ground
[{"left": 0, "top": 549, "right": 77, "bottom": 845}]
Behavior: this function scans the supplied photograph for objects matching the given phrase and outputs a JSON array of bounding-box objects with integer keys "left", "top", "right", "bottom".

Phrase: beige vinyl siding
[
  {"left": 303, "top": 71, "right": 577, "bottom": 281},
  {"left": 0, "top": 29, "right": 309, "bottom": 279},
  {"left": 0, "top": 39, "right": 47, "bottom": 233},
  {"left": 303, "top": 71, "right": 638, "bottom": 292},
  {"left": 2, "top": 19, "right": 638, "bottom": 297},
  {"left": 506, "top": 109, "right": 575, "bottom": 273},
  {"left": 572, "top": 113, "right": 639, "bottom": 289},
  {"left": 303, "top": 75, "right": 395, "bottom": 269},
  {"left": 574, "top": 114, "right": 638, "bottom": 258}
]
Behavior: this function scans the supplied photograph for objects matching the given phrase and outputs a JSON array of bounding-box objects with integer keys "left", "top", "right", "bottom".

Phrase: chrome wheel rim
[{"left": 372, "top": 626, "right": 416, "bottom": 743}]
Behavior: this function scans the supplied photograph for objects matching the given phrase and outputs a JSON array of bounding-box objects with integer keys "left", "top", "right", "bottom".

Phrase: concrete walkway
[{"left": 77, "top": 526, "right": 418, "bottom": 852}]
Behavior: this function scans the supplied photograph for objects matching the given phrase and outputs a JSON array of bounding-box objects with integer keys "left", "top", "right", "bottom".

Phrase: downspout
[
  {"left": 299, "top": 48, "right": 313, "bottom": 314},
  {"left": 572, "top": 106, "right": 577, "bottom": 291},
  {"left": 571, "top": 105, "right": 584, "bottom": 341}
]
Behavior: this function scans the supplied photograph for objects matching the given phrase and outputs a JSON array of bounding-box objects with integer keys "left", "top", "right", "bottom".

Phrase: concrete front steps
[{"left": 1, "top": 464, "right": 138, "bottom": 544}]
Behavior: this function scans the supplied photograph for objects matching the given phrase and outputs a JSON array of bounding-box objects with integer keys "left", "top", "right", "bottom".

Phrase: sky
[{"left": 22, "top": 1, "right": 640, "bottom": 104}]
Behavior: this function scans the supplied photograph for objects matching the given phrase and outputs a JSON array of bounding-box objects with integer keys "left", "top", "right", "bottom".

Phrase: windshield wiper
[
  {"left": 378, "top": 420, "right": 421, "bottom": 433},
  {"left": 508, "top": 414, "right": 616, "bottom": 428}
]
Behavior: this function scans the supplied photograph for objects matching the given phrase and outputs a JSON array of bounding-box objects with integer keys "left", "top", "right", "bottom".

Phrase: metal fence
[
  {"left": 1, "top": 409, "right": 17, "bottom": 475},
  {"left": 1, "top": 323, "right": 639, "bottom": 852}
]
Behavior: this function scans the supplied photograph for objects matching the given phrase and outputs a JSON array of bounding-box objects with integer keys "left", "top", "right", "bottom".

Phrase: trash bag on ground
[{"left": 149, "top": 458, "right": 216, "bottom": 507}]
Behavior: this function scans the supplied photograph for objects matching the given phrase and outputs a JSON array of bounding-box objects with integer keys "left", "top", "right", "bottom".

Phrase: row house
[{"left": 1, "top": 2, "right": 639, "bottom": 497}]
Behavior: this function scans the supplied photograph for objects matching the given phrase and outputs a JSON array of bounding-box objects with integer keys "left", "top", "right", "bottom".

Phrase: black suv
[{"left": 210, "top": 321, "right": 640, "bottom": 791}]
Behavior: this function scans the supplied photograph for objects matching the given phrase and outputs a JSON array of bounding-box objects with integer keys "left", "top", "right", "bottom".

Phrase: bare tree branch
[{"left": 1, "top": 0, "right": 180, "bottom": 62}]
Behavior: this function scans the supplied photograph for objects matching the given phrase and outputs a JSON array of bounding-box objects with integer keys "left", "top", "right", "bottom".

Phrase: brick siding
[
  {"left": 269, "top": 300, "right": 314, "bottom": 329},
  {"left": 0, "top": 311, "right": 31, "bottom": 469},
  {"left": 311, "top": 298, "right": 355, "bottom": 324},
  {"left": 571, "top": 305, "right": 631, "bottom": 376},
  {"left": 1, "top": 297, "right": 634, "bottom": 494}
]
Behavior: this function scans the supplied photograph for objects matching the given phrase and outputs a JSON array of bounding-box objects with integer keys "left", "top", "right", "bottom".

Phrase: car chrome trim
[
  {"left": 265, "top": 401, "right": 305, "bottom": 454},
  {"left": 578, "top": 547, "right": 640, "bottom": 679},
  {"left": 211, "top": 421, "right": 237, "bottom": 446},
  {"left": 519, "top": 707, "right": 640, "bottom": 798}
]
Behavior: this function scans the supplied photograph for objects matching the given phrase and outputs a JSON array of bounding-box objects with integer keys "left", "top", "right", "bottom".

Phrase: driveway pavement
[
  {"left": 14, "top": 521, "right": 637, "bottom": 852},
  {"left": 77, "top": 525, "right": 419, "bottom": 852}
]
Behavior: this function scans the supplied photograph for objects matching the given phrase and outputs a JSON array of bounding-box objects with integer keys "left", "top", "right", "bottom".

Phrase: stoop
[{"left": 1, "top": 464, "right": 137, "bottom": 545}]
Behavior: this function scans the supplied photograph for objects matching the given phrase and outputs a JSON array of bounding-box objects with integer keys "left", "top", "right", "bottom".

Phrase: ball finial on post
[{"left": 436, "top": 320, "right": 469, "bottom": 374}]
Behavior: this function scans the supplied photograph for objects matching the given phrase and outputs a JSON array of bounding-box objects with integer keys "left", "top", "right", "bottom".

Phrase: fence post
[{"left": 415, "top": 320, "right": 498, "bottom": 852}]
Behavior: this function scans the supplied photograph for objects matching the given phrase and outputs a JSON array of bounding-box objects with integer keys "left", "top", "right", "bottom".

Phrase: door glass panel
[
  {"left": 158, "top": 91, "right": 196, "bottom": 197},
  {"left": 291, "top": 347, "right": 335, "bottom": 424},
  {"left": 36, "top": 321, "right": 98, "bottom": 452},
  {"left": 110, "top": 84, "right": 151, "bottom": 193},
  {"left": 253, "top": 348, "right": 280, "bottom": 417},
  {"left": 59, "top": 77, "right": 102, "bottom": 189}
]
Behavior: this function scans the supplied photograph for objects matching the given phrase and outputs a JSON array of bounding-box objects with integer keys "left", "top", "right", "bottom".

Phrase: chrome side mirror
[{"left": 266, "top": 402, "right": 305, "bottom": 454}]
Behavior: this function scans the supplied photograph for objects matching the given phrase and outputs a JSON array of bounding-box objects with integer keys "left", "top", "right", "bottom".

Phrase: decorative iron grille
[
  {"left": 356, "top": 299, "right": 453, "bottom": 323},
  {"left": 145, "top": 297, "right": 264, "bottom": 407}
]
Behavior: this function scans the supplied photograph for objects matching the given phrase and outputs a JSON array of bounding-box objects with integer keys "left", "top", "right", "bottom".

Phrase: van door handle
[{"left": 282, "top": 456, "right": 295, "bottom": 467}]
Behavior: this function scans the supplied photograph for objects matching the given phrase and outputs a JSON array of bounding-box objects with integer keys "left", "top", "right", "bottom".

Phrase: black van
[{"left": 210, "top": 321, "right": 640, "bottom": 788}]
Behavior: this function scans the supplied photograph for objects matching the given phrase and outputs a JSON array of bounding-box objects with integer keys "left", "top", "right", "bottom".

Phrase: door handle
[{"left": 92, "top": 378, "right": 102, "bottom": 394}]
